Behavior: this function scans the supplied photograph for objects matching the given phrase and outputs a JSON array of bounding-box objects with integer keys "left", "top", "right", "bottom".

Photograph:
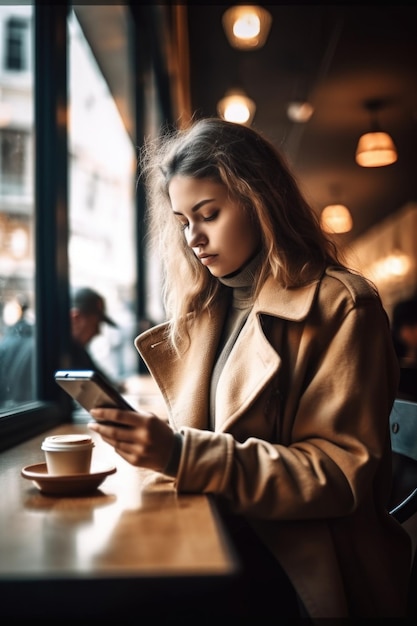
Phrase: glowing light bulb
[{"left": 233, "top": 14, "right": 261, "bottom": 40}]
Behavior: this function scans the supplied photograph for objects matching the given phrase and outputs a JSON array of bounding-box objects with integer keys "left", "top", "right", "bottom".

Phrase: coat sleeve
[{"left": 174, "top": 290, "right": 400, "bottom": 520}]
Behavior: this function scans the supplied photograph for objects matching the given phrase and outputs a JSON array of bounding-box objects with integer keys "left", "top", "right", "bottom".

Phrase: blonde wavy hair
[{"left": 139, "top": 117, "right": 345, "bottom": 352}]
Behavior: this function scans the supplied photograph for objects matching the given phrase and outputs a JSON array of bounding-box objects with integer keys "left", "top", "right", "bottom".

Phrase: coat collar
[{"left": 253, "top": 274, "right": 321, "bottom": 321}]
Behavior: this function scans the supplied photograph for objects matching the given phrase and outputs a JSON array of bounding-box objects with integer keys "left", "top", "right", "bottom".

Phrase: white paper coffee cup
[{"left": 41, "top": 434, "right": 94, "bottom": 475}]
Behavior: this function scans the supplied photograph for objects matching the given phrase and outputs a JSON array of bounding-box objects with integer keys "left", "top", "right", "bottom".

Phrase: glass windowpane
[{"left": 0, "top": 5, "right": 35, "bottom": 412}]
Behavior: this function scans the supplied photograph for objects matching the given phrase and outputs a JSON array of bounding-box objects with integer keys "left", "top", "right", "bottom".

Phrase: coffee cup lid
[{"left": 42, "top": 434, "right": 94, "bottom": 451}]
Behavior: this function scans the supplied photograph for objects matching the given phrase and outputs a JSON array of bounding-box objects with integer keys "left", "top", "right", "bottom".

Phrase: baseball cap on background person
[{"left": 71, "top": 287, "right": 117, "bottom": 328}]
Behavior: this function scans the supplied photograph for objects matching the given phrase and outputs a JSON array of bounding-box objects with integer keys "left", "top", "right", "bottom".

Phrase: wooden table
[{"left": 0, "top": 383, "right": 239, "bottom": 619}]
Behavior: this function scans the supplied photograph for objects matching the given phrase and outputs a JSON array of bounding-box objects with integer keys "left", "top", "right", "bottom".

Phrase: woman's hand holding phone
[{"left": 88, "top": 407, "right": 176, "bottom": 473}]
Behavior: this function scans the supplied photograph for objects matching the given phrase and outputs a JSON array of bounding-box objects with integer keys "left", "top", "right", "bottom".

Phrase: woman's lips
[{"left": 198, "top": 254, "right": 217, "bottom": 266}]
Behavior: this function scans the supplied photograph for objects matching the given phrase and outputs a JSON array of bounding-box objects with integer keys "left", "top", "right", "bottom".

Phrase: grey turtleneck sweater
[{"left": 209, "top": 254, "right": 260, "bottom": 428}]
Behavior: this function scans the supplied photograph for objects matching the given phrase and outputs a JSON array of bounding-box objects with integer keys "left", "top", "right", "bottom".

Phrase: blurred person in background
[
  {"left": 0, "top": 295, "right": 34, "bottom": 404},
  {"left": 69, "top": 287, "right": 119, "bottom": 378},
  {"left": 0, "top": 287, "right": 120, "bottom": 406}
]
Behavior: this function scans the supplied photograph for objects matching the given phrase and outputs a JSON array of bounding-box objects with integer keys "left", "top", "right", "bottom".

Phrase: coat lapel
[
  {"left": 214, "top": 276, "right": 320, "bottom": 427},
  {"left": 135, "top": 301, "right": 228, "bottom": 431},
  {"left": 136, "top": 275, "right": 320, "bottom": 432}
]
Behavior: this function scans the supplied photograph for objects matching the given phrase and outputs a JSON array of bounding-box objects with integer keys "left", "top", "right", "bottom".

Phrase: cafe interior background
[{"left": 0, "top": 3, "right": 416, "bottom": 447}]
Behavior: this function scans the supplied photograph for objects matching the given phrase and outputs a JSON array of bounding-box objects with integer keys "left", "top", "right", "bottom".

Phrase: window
[
  {"left": 0, "top": 129, "right": 30, "bottom": 194},
  {"left": 0, "top": 6, "right": 35, "bottom": 414},
  {"left": 68, "top": 9, "right": 138, "bottom": 385},
  {"left": 4, "top": 17, "right": 29, "bottom": 72},
  {"left": 0, "top": 3, "right": 175, "bottom": 451}
]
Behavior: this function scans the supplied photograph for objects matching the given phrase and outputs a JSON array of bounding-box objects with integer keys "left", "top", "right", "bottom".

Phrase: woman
[{"left": 89, "top": 118, "right": 411, "bottom": 619}]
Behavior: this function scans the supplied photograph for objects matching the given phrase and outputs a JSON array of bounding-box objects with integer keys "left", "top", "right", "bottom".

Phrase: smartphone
[{"left": 54, "top": 369, "right": 134, "bottom": 428}]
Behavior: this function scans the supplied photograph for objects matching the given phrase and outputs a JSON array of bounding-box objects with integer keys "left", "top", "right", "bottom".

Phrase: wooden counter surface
[{"left": 0, "top": 379, "right": 239, "bottom": 619}]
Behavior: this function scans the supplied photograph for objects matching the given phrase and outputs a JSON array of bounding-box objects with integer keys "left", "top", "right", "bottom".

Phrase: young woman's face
[{"left": 169, "top": 176, "right": 261, "bottom": 278}]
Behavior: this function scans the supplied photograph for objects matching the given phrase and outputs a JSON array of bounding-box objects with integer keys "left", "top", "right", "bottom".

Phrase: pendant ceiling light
[
  {"left": 217, "top": 89, "right": 256, "bottom": 126},
  {"left": 355, "top": 98, "right": 398, "bottom": 167},
  {"left": 320, "top": 184, "right": 353, "bottom": 234},
  {"left": 321, "top": 203, "right": 353, "bottom": 234},
  {"left": 222, "top": 5, "right": 272, "bottom": 50},
  {"left": 287, "top": 101, "right": 314, "bottom": 123}
]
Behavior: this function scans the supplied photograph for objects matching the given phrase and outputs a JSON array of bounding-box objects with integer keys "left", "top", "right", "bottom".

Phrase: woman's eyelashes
[
  {"left": 176, "top": 210, "right": 220, "bottom": 231},
  {"left": 203, "top": 210, "right": 219, "bottom": 222}
]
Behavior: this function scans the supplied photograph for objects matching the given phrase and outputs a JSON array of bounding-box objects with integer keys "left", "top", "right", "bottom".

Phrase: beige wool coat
[{"left": 135, "top": 266, "right": 412, "bottom": 619}]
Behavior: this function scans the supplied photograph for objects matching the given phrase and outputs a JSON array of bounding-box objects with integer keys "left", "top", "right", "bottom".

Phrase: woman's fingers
[{"left": 88, "top": 408, "right": 175, "bottom": 471}]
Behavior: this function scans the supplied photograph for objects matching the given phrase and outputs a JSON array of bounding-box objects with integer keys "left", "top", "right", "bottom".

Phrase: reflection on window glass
[
  {"left": 68, "top": 9, "right": 138, "bottom": 388},
  {"left": 0, "top": 4, "right": 35, "bottom": 411}
]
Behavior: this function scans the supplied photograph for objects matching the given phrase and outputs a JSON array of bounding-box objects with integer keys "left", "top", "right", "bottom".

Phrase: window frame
[{"left": 0, "top": 2, "right": 176, "bottom": 452}]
